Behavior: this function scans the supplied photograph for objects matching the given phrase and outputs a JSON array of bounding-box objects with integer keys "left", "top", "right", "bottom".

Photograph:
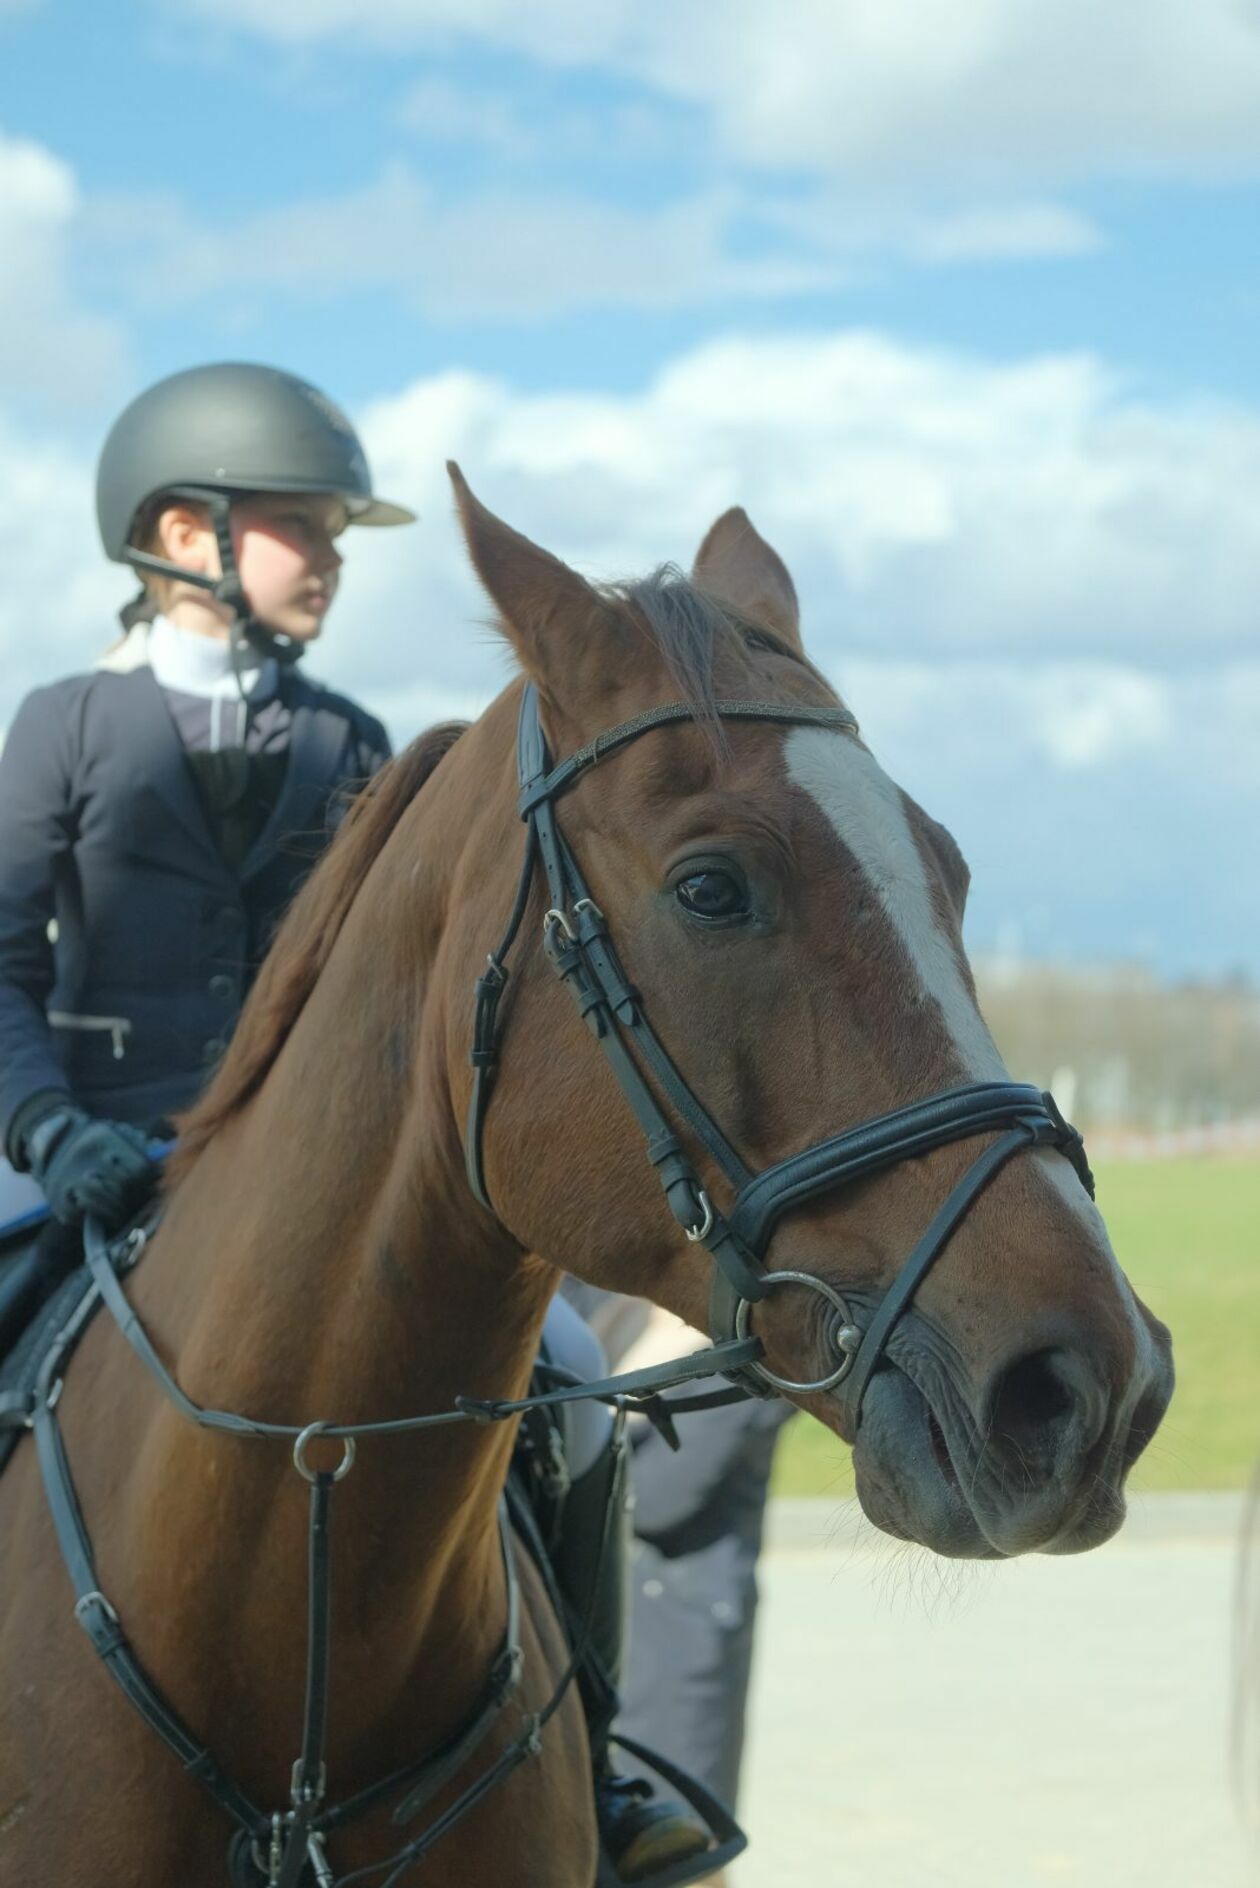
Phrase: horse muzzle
[{"left": 844, "top": 1318, "right": 1175, "bottom": 1559}]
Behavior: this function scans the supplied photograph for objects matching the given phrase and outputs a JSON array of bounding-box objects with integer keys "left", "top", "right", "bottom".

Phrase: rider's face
[{"left": 230, "top": 494, "right": 348, "bottom": 642}]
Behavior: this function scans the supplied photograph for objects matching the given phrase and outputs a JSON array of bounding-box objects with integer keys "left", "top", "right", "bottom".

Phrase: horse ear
[
  {"left": 447, "top": 463, "right": 614, "bottom": 704},
  {"left": 692, "top": 507, "right": 803, "bottom": 654}
]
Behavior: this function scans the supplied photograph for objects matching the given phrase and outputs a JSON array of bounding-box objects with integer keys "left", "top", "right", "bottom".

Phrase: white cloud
[
  {"left": 175, "top": 0, "right": 1260, "bottom": 183},
  {"left": 909, "top": 203, "right": 1104, "bottom": 264},
  {"left": 91, "top": 166, "right": 852, "bottom": 319},
  {"left": 0, "top": 131, "right": 129, "bottom": 412},
  {"left": 7, "top": 328, "right": 1256, "bottom": 716},
  {"left": 323, "top": 332, "right": 1260, "bottom": 698},
  {"left": 0, "top": 412, "right": 125, "bottom": 706},
  {"left": 395, "top": 75, "right": 680, "bottom": 164},
  {"left": 391, "top": 80, "right": 1105, "bottom": 270},
  {"left": 1028, "top": 669, "right": 1173, "bottom": 771},
  {"left": 794, "top": 652, "right": 1257, "bottom": 975},
  {"left": 395, "top": 77, "right": 537, "bottom": 158},
  {"left": 838, "top": 660, "right": 1179, "bottom": 775},
  {"left": 2, "top": 327, "right": 1255, "bottom": 973},
  {"left": 331, "top": 333, "right": 1258, "bottom": 975},
  {"left": 89, "top": 160, "right": 1107, "bottom": 329}
]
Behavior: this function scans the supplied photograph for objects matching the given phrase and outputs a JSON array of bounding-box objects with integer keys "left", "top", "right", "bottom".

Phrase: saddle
[
  {"left": 0, "top": 1162, "right": 53, "bottom": 1349},
  {"left": 0, "top": 1253, "right": 98, "bottom": 1480},
  {"left": 0, "top": 1188, "right": 163, "bottom": 1479}
]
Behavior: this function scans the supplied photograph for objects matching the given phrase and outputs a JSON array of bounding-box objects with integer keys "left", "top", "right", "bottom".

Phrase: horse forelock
[{"left": 604, "top": 565, "right": 819, "bottom": 724}]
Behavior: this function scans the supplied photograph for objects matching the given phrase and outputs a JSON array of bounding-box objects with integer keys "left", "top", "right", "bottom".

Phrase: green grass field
[{"left": 773, "top": 1155, "right": 1259, "bottom": 1497}]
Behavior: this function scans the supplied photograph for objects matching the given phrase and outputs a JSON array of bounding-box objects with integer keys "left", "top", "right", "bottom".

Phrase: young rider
[
  {"left": 0, "top": 361, "right": 712, "bottom": 1884},
  {"left": 0, "top": 362, "right": 402, "bottom": 1236}
]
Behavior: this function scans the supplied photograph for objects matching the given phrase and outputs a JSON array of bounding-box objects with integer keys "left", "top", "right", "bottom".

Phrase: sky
[{"left": 0, "top": 0, "right": 1257, "bottom": 981}]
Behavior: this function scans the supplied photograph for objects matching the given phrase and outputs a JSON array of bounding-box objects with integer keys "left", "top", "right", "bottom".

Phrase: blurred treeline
[{"left": 975, "top": 960, "right": 1260, "bottom": 1133}]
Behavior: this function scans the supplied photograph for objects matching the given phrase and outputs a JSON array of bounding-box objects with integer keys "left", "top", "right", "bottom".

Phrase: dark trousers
[{"left": 619, "top": 1394, "right": 795, "bottom": 1810}]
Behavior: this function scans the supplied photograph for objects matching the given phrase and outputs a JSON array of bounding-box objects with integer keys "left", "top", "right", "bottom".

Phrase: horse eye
[{"left": 675, "top": 870, "right": 749, "bottom": 922}]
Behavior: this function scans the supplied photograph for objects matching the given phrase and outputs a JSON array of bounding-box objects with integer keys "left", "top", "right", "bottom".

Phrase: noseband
[{"left": 467, "top": 684, "right": 1094, "bottom": 1417}]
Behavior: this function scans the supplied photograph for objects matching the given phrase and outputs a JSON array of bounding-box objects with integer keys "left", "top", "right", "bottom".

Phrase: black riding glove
[{"left": 18, "top": 1099, "right": 156, "bottom": 1232}]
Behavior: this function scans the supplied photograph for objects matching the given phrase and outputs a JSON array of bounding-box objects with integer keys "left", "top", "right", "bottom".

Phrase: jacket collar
[{"left": 98, "top": 623, "right": 279, "bottom": 706}]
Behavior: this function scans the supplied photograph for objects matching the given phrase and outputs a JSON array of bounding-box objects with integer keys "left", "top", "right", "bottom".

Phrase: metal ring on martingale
[
  {"left": 293, "top": 1421, "right": 357, "bottom": 1485},
  {"left": 734, "top": 1270, "right": 864, "bottom": 1395}
]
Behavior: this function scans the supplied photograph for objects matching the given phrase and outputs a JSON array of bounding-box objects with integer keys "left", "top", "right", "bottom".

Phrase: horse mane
[{"left": 170, "top": 720, "right": 467, "bottom": 1180}]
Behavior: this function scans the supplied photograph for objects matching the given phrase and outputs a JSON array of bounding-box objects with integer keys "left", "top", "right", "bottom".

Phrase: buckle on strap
[{"left": 73, "top": 1587, "right": 126, "bottom": 1657}]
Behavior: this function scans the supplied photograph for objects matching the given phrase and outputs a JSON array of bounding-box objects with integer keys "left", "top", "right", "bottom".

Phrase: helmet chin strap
[
  {"left": 203, "top": 493, "right": 308, "bottom": 673},
  {"left": 121, "top": 487, "right": 308, "bottom": 669}
]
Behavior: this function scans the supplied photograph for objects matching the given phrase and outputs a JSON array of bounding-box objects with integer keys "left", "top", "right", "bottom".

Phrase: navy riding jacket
[{"left": 0, "top": 654, "right": 389, "bottom": 1149}]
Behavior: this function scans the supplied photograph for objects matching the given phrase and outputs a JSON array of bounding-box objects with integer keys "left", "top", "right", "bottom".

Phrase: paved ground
[{"left": 729, "top": 1495, "right": 1255, "bottom": 1888}]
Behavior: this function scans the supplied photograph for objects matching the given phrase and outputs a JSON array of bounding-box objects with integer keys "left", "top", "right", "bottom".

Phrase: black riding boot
[{"left": 552, "top": 1424, "right": 712, "bottom": 1885}]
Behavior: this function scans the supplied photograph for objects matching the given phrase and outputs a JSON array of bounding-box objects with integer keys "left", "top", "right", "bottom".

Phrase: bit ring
[{"left": 734, "top": 1270, "right": 863, "bottom": 1394}]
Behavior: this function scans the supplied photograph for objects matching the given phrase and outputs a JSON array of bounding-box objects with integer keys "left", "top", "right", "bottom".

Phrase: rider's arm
[{"left": 0, "top": 683, "right": 83, "bottom": 1162}]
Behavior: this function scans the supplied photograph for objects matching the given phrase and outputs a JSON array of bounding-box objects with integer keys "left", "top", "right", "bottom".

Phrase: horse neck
[{"left": 123, "top": 712, "right": 544, "bottom": 1625}]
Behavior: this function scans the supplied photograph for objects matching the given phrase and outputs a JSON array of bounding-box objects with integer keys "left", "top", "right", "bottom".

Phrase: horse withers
[{"left": 0, "top": 472, "right": 1173, "bottom": 1885}]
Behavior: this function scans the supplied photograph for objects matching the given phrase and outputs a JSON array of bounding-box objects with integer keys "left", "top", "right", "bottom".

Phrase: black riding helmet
[{"left": 97, "top": 361, "right": 414, "bottom": 658}]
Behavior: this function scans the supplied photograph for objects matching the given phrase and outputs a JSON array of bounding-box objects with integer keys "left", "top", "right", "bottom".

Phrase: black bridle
[{"left": 468, "top": 683, "right": 1095, "bottom": 1413}]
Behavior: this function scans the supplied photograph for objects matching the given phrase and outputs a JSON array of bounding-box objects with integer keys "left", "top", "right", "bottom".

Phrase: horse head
[{"left": 445, "top": 467, "right": 1173, "bottom": 1562}]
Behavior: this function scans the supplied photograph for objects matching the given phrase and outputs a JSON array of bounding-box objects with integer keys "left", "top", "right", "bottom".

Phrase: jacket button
[
  {"left": 208, "top": 974, "right": 236, "bottom": 1002},
  {"left": 202, "top": 1038, "right": 226, "bottom": 1065}
]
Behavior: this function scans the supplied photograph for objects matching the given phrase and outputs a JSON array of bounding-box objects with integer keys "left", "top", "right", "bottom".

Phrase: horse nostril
[{"left": 984, "top": 1346, "right": 1104, "bottom": 1480}]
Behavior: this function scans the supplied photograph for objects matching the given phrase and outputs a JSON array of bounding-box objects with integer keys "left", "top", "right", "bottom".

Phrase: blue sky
[
  {"left": 4, "top": 3, "right": 1260, "bottom": 416},
  {"left": 1, "top": 0, "right": 1258, "bottom": 979}
]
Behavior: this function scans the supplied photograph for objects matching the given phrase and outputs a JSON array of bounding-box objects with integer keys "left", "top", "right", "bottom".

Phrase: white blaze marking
[
  {"left": 784, "top": 726, "right": 1007, "bottom": 1081},
  {"left": 784, "top": 728, "right": 1149, "bottom": 1343}
]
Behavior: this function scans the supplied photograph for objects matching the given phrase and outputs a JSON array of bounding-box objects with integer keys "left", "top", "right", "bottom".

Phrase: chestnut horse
[{"left": 0, "top": 470, "right": 1173, "bottom": 1885}]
